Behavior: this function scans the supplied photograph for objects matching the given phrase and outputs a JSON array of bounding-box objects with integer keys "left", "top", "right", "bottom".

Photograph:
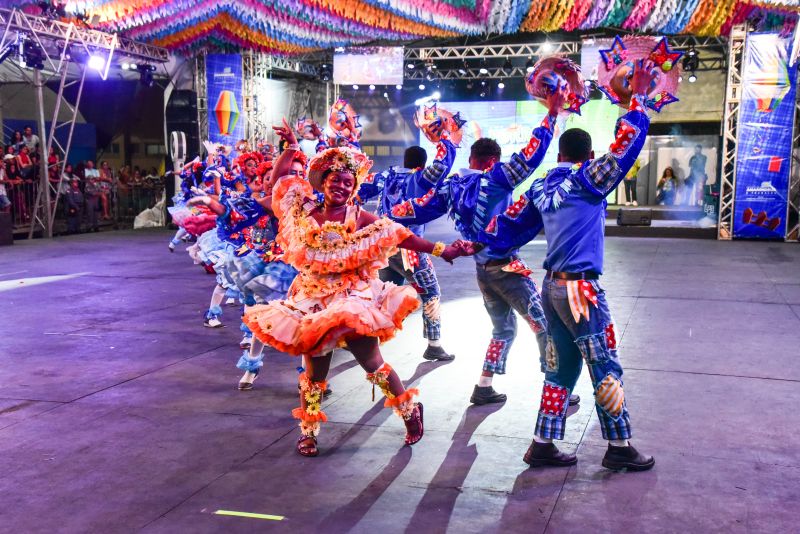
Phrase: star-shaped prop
[
  {"left": 648, "top": 38, "right": 683, "bottom": 73},
  {"left": 450, "top": 112, "right": 467, "bottom": 131},
  {"left": 596, "top": 84, "right": 622, "bottom": 105},
  {"left": 423, "top": 103, "right": 438, "bottom": 121},
  {"left": 564, "top": 92, "right": 588, "bottom": 115},
  {"left": 646, "top": 91, "right": 679, "bottom": 112},
  {"left": 599, "top": 36, "right": 628, "bottom": 71}
]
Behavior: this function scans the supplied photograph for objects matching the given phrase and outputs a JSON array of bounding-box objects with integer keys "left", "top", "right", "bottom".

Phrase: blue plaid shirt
[
  {"left": 357, "top": 139, "right": 456, "bottom": 238},
  {"left": 389, "top": 116, "right": 556, "bottom": 263},
  {"left": 539, "top": 98, "right": 649, "bottom": 274}
]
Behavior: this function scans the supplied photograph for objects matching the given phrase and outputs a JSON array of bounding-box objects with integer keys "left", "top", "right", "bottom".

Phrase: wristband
[
  {"left": 431, "top": 241, "right": 446, "bottom": 257},
  {"left": 287, "top": 143, "right": 301, "bottom": 151}
]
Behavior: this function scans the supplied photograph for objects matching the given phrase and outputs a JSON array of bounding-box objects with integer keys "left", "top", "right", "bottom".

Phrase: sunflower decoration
[
  {"left": 307, "top": 147, "right": 373, "bottom": 194},
  {"left": 304, "top": 390, "right": 321, "bottom": 403}
]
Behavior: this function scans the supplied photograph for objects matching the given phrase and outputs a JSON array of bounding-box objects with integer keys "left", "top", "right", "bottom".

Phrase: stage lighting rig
[
  {"left": 318, "top": 63, "right": 332, "bottom": 82},
  {"left": 682, "top": 48, "right": 699, "bottom": 72},
  {"left": 136, "top": 63, "right": 156, "bottom": 87},
  {"left": 20, "top": 38, "right": 45, "bottom": 70}
]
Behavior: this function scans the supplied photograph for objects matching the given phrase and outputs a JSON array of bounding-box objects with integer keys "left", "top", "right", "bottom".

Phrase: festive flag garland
[{"left": 6, "top": 0, "right": 797, "bottom": 55}]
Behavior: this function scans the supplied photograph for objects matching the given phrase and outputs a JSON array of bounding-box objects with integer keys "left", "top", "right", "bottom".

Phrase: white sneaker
[
  {"left": 204, "top": 317, "right": 224, "bottom": 328},
  {"left": 632, "top": 201, "right": 638, "bottom": 206},
  {"left": 168, "top": 242, "right": 175, "bottom": 252},
  {"left": 625, "top": 202, "right": 631, "bottom": 206},
  {"left": 240, "top": 335, "right": 252, "bottom": 349},
  {"left": 238, "top": 370, "right": 258, "bottom": 390}
]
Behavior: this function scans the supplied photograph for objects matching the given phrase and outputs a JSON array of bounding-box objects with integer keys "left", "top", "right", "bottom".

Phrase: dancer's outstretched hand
[
  {"left": 453, "top": 240, "right": 484, "bottom": 256},
  {"left": 187, "top": 195, "right": 211, "bottom": 206},
  {"left": 273, "top": 118, "right": 298, "bottom": 146},
  {"left": 544, "top": 82, "right": 569, "bottom": 116},
  {"left": 630, "top": 59, "right": 659, "bottom": 97},
  {"left": 440, "top": 240, "right": 483, "bottom": 263}
]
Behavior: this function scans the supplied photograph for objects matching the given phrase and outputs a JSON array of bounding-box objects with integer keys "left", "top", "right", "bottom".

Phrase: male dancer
[
  {"left": 391, "top": 90, "right": 578, "bottom": 406},
  {"left": 357, "top": 139, "right": 457, "bottom": 361},
  {"left": 514, "top": 61, "right": 658, "bottom": 470}
]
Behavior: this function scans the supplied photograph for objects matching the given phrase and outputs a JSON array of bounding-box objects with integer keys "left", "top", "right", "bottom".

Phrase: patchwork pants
[
  {"left": 534, "top": 278, "right": 632, "bottom": 441},
  {"left": 379, "top": 251, "right": 442, "bottom": 341},
  {"left": 475, "top": 261, "right": 547, "bottom": 375}
]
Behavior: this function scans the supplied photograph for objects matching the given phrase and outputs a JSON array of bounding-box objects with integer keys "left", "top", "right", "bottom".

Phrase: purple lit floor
[{"left": 1, "top": 223, "right": 799, "bottom": 533}]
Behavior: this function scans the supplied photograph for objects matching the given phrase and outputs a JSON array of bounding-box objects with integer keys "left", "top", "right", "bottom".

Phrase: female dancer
[{"left": 251, "top": 121, "right": 475, "bottom": 456}]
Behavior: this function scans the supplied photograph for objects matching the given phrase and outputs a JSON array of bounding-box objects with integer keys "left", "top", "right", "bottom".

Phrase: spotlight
[
  {"left": 458, "top": 67, "right": 467, "bottom": 75},
  {"left": 352, "top": 84, "right": 359, "bottom": 90},
  {"left": 479, "top": 67, "right": 488, "bottom": 75},
  {"left": 682, "top": 48, "right": 699, "bottom": 71},
  {"left": 525, "top": 58, "right": 534, "bottom": 73},
  {"left": 121, "top": 62, "right": 131, "bottom": 70},
  {"left": 88, "top": 55, "right": 105, "bottom": 71},
  {"left": 21, "top": 40, "right": 44, "bottom": 70},
  {"left": 395, "top": 84, "right": 402, "bottom": 90},
  {"left": 480, "top": 80, "right": 486, "bottom": 87},
  {"left": 502, "top": 58, "right": 513, "bottom": 71},
  {"left": 480, "top": 92, "right": 486, "bottom": 98},
  {"left": 497, "top": 81, "right": 505, "bottom": 89},
  {"left": 432, "top": 90, "right": 441, "bottom": 100},
  {"left": 318, "top": 63, "right": 332, "bottom": 82},
  {"left": 369, "top": 84, "right": 375, "bottom": 90},
  {"left": 383, "top": 92, "right": 388, "bottom": 98},
  {"left": 406, "top": 62, "right": 416, "bottom": 70},
  {"left": 136, "top": 63, "right": 156, "bottom": 87},
  {"left": 541, "top": 41, "right": 553, "bottom": 54},
  {"left": 688, "top": 74, "right": 697, "bottom": 83},
  {"left": 418, "top": 83, "right": 425, "bottom": 90}
]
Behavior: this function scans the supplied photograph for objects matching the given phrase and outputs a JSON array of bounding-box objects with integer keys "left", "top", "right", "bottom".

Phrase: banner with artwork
[
  {"left": 733, "top": 33, "right": 797, "bottom": 239},
  {"left": 205, "top": 54, "right": 244, "bottom": 148}
]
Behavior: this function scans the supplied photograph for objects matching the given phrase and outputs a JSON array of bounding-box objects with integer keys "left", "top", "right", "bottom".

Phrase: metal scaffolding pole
[
  {"left": 786, "top": 83, "right": 800, "bottom": 241},
  {"left": 717, "top": 25, "right": 747, "bottom": 240},
  {"left": 30, "top": 69, "right": 52, "bottom": 239}
]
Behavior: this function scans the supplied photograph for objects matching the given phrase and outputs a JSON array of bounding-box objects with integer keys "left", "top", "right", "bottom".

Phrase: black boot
[
  {"left": 602, "top": 443, "right": 655, "bottom": 471},
  {"left": 470, "top": 384, "right": 507, "bottom": 405},
  {"left": 523, "top": 441, "right": 577, "bottom": 467},
  {"left": 422, "top": 345, "right": 455, "bottom": 361}
]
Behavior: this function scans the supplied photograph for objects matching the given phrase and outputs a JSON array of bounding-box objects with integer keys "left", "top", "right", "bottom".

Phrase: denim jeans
[
  {"left": 475, "top": 261, "right": 547, "bottom": 375},
  {"left": 380, "top": 251, "right": 442, "bottom": 340},
  {"left": 534, "top": 278, "right": 632, "bottom": 441}
]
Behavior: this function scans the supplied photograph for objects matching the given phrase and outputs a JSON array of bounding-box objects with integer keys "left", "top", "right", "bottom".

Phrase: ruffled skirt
[
  {"left": 168, "top": 198, "right": 217, "bottom": 237},
  {"left": 243, "top": 278, "right": 419, "bottom": 357},
  {"left": 226, "top": 252, "right": 297, "bottom": 302}
]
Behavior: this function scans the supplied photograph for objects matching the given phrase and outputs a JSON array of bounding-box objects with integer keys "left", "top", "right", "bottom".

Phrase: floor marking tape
[{"left": 214, "top": 510, "right": 285, "bottom": 521}]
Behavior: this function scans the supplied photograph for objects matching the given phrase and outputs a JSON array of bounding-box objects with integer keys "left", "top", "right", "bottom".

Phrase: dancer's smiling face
[{"left": 323, "top": 171, "right": 355, "bottom": 207}]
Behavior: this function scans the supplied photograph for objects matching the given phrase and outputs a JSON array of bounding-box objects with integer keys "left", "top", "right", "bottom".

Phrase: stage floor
[{"left": 1, "top": 224, "right": 799, "bottom": 533}]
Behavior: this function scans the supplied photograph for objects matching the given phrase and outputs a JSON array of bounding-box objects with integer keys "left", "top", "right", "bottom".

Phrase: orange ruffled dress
[{"left": 243, "top": 176, "right": 420, "bottom": 357}]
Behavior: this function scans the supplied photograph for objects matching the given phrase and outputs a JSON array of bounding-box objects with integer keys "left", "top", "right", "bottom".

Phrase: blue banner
[
  {"left": 733, "top": 33, "right": 797, "bottom": 239},
  {"left": 205, "top": 54, "right": 244, "bottom": 147}
]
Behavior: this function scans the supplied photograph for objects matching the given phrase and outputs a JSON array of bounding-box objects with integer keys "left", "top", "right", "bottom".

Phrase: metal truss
[
  {"left": 406, "top": 41, "right": 581, "bottom": 61},
  {"left": 403, "top": 36, "right": 726, "bottom": 80},
  {"left": 717, "top": 25, "right": 747, "bottom": 240},
  {"left": 0, "top": 8, "right": 168, "bottom": 65},
  {"left": 786, "top": 86, "right": 800, "bottom": 241}
]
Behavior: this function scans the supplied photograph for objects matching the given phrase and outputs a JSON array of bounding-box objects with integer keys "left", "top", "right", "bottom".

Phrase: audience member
[
  {"left": 22, "top": 126, "right": 39, "bottom": 153},
  {"left": 64, "top": 178, "right": 84, "bottom": 234}
]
